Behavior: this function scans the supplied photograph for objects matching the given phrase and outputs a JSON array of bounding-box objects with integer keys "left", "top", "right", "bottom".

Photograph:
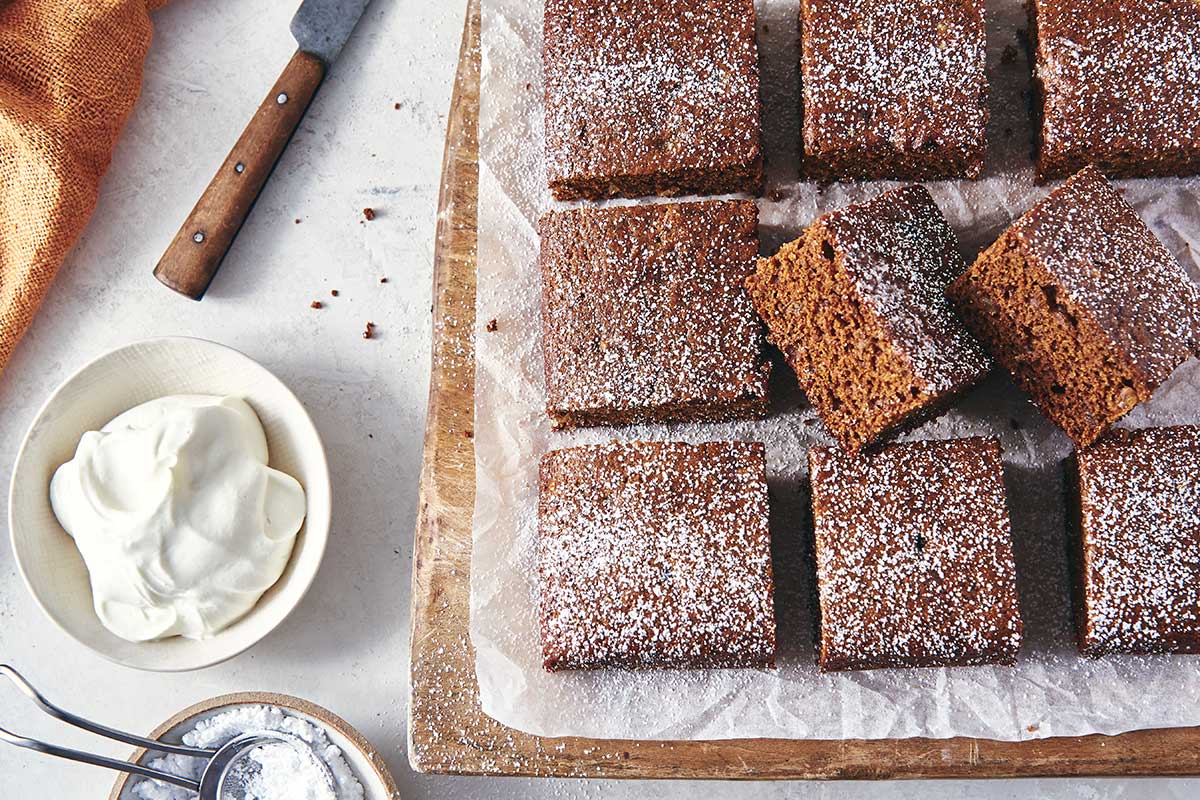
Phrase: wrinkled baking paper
[{"left": 471, "top": 0, "right": 1200, "bottom": 740}]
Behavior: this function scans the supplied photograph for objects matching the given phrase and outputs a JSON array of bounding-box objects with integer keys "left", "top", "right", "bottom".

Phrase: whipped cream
[{"left": 49, "top": 395, "right": 306, "bottom": 642}]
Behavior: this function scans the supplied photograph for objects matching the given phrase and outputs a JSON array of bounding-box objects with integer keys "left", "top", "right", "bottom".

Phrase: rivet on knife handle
[{"left": 154, "top": 50, "right": 325, "bottom": 300}]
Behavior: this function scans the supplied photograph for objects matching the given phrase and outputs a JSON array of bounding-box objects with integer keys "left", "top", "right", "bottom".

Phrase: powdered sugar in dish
[{"left": 132, "top": 705, "right": 364, "bottom": 800}]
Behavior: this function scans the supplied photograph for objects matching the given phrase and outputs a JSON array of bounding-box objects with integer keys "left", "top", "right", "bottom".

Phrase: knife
[{"left": 154, "top": 0, "right": 372, "bottom": 300}]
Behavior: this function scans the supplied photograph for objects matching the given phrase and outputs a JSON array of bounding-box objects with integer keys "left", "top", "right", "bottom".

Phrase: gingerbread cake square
[
  {"left": 948, "top": 166, "right": 1200, "bottom": 448},
  {"left": 538, "top": 441, "right": 776, "bottom": 671},
  {"left": 746, "top": 185, "right": 989, "bottom": 454},
  {"left": 809, "top": 437, "right": 1023, "bottom": 671},
  {"left": 543, "top": 0, "right": 762, "bottom": 200},
  {"left": 1069, "top": 426, "right": 1200, "bottom": 657},
  {"left": 800, "top": 0, "right": 989, "bottom": 182},
  {"left": 1029, "top": 0, "right": 1200, "bottom": 181},
  {"left": 540, "top": 200, "right": 770, "bottom": 430}
]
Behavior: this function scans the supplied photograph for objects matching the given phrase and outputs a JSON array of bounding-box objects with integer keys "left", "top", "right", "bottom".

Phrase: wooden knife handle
[{"left": 154, "top": 49, "right": 325, "bottom": 300}]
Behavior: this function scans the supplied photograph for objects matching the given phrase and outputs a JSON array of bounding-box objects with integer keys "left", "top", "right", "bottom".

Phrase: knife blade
[
  {"left": 154, "top": 0, "right": 374, "bottom": 300},
  {"left": 291, "top": 0, "right": 372, "bottom": 66}
]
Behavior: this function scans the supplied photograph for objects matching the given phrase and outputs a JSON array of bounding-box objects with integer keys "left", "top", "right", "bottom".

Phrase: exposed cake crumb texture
[
  {"left": 747, "top": 186, "right": 990, "bottom": 452},
  {"left": 948, "top": 166, "right": 1200, "bottom": 446},
  {"left": 825, "top": 187, "right": 990, "bottom": 393},
  {"left": 1009, "top": 166, "right": 1200, "bottom": 387}
]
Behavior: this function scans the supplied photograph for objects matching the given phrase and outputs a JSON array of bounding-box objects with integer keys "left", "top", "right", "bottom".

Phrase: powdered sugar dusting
[
  {"left": 544, "top": 0, "right": 760, "bottom": 191},
  {"left": 801, "top": 0, "right": 988, "bottom": 173},
  {"left": 811, "top": 437, "right": 1022, "bottom": 670},
  {"left": 538, "top": 440, "right": 775, "bottom": 670},
  {"left": 824, "top": 185, "right": 991, "bottom": 394},
  {"left": 1034, "top": 0, "right": 1200, "bottom": 172},
  {"left": 1011, "top": 165, "right": 1200, "bottom": 385},
  {"left": 540, "top": 200, "right": 768, "bottom": 425},
  {"left": 474, "top": 0, "right": 1200, "bottom": 744},
  {"left": 1077, "top": 426, "right": 1200, "bottom": 655}
]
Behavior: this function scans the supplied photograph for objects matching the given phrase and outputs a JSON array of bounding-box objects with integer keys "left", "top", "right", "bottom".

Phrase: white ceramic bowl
[
  {"left": 107, "top": 693, "right": 400, "bottom": 800},
  {"left": 8, "top": 337, "right": 331, "bottom": 672}
]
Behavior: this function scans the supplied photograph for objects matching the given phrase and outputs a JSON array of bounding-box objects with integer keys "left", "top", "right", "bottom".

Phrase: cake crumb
[
  {"left": 362, "top": 321, "right": 376, "bottom": 340},
  {"left": 1027, "top": 724, "right": 1039, "bottom": 733},
  {"left": 394, "top": 102, "right": 400, "bottom": 109},
  {"left": 363, "top": 207, "right": 376, "bottom": 221},
  {"left": 380, "top": 276, "right": 389, "bottom": 284},
  {"left": 331, "top": 289, "right": 340, "bottom": 297},
  {"left": 310, "top": 300, "right": 322, "bottom": 309},
  {"left": 294, "top": 218, "right": 301, "bottom": 224},
  {"left": 949, "top": 166, "right": 1200, "bottom": 445},
  {"left": 747, "top": 185, "right": 989, "bottom": 453},
  {"left": 486, "top": 318, "right": 498, "bottom": 332}
]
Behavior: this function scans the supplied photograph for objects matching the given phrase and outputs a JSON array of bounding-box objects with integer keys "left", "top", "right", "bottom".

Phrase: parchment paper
[{"left": 471, "top": 0, "right": 1200, "bottom": 741}]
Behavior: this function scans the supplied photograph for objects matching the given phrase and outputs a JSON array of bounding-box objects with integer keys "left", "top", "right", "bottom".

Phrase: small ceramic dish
[
  {"left": 106, "top": 692, "right": 401, "bottom": 800},
  {"left": 8, "top": 337, "right": 331, "bottom": 672}
]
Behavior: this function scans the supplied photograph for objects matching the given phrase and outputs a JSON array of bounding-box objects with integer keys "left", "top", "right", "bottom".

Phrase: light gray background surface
[{"left": 0, "top": 1, "right": 1194, "bottom": 797}]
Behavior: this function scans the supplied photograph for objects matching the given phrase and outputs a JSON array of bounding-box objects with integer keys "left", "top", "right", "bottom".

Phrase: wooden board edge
[{"left": 405, "top": 0, "right": 1200, "bottom": 779}]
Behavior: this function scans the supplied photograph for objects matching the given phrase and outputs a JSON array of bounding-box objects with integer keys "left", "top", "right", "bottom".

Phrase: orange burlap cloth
[{"left": 0, "top": 0, "right": 168, "bottom": 375}]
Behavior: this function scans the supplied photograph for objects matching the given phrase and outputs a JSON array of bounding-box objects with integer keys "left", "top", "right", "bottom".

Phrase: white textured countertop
[{"left": 0, "top": 1, "right": 1195, "bottom": 798}]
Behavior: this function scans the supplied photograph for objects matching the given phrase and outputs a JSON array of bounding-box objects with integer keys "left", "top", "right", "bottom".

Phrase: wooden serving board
[{"left": 407, "top": 0, "right": 1200, "bottom": 778}]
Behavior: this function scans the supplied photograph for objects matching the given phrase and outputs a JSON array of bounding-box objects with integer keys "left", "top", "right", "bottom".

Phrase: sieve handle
[
  {"left": 0, "top": 663, "right": 212, "bottom": 790},
  {"left": 0, "top": 728, "right": 201, "bottom": 791}
]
